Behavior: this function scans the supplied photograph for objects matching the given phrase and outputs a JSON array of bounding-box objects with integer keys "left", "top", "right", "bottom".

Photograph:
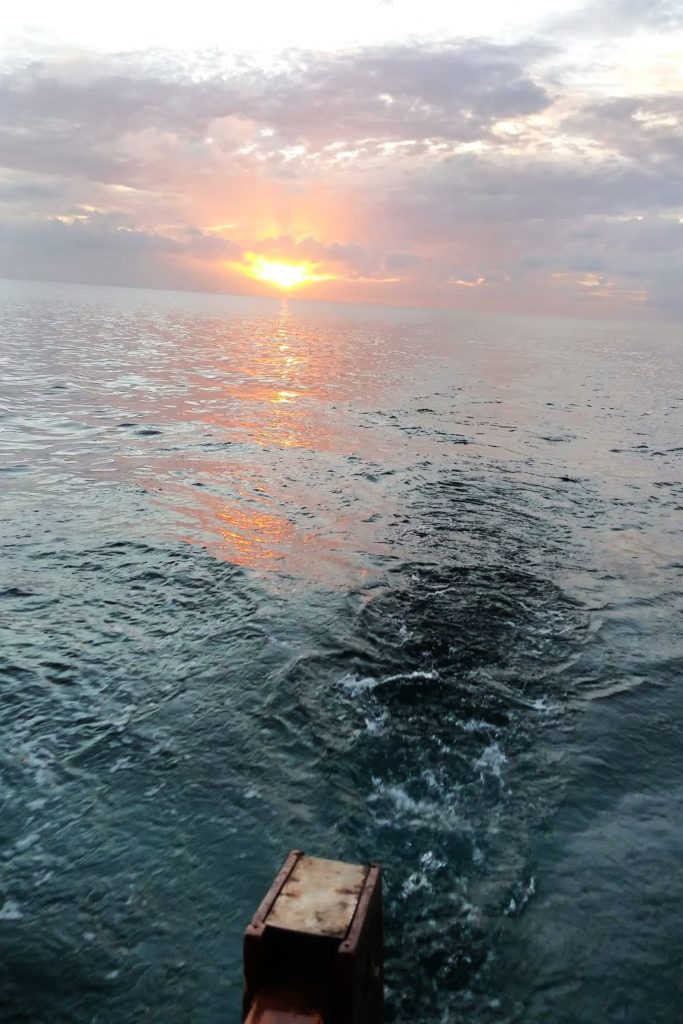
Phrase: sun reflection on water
[{"left": 140, "top": 301, "right": 410, "bottom": 580}]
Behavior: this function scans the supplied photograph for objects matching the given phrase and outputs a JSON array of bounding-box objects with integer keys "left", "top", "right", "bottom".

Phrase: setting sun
[{"left": 244, "top": 255, "right": 313, "bottom": 290}]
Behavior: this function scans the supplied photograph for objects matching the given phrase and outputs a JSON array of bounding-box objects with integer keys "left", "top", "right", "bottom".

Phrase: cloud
[
  {"left": 0, "top": 214, "right": 242, "bottom": 290},
  {"left": 0, "top": 33, "right": 681, "bottom": 317},
  {"left": 251, "top": 42, "right": 552, "bottom": 146},
  {"left": 0, "top": 178, "right": 62, "bottom": 202},
  {"left": 562, "top": 95, "right": 683, "bottom": 166},
  {"left": 0, "top": 41, "right": 553, "bottom": 188},
  {"left": 556, "top": 0, "right": 683, "bottom": 34}
]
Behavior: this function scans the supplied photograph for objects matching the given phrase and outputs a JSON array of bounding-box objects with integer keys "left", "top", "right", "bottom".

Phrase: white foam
[
  {"left": 369, "top": 772, "right": 468, "bottom": 831},
  {"left": 364, "top": 711, "right": 388, "bottom": 735},
  {"left": 402, "top": 871, "right": 431, "bottom": 896},
  {"left": 339, "top": 668, "right": 440, "bottom": 697},
  {"left": 532, "top": 696, "right": 558, "bottom": 713},
  {"left": 400, "top": 850, "right": 446, "bottom": 896},
  {"left": 474, "top": 741, "right": 507, "bottom": 779},
  {"left": 460, "top": 717, "right": 498, "bottom": 734},
  {"left": 339, "top": 672, "right": 379, "bottom": 695},
  {"left": 507, "top": 876, "right": 536, "bottom": 914},
  {"left": 375, "top": 783, "right": 425, "bottom": 816},
  {"left": 382, "top": 669, "right": 440, "bottom": 685}
]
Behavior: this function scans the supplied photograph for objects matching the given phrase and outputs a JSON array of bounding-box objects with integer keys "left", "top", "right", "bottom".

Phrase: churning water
[{"left": 1, "top": 278, "right": 681, "bottom": 1023}]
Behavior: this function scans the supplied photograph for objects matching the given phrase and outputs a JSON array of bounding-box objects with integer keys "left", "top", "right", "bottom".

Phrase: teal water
[{"left": 1, "top": 278, "right": 681, "bottom": 1022}]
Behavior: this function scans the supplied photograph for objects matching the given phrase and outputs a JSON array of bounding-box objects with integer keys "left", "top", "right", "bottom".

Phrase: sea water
[{"left": 1, "top": 278, "right": 681, "bottom": 1022}]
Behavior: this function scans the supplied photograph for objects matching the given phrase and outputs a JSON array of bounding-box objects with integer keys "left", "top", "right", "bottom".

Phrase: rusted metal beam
[{"left": 242, "top": 852, "right": 383, "bottom": 1024}]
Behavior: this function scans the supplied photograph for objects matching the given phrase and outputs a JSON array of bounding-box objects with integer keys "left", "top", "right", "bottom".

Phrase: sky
[{"left": 1, "top": 0, "right": 682, "bottom": 317}]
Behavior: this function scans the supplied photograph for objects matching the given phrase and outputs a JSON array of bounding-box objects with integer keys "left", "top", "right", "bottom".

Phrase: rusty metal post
[{"left": 242, "top": 851, "right": 383, "bottom": 1024}]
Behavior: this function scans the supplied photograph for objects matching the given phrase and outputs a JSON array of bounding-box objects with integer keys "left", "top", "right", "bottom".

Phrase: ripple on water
[{"left": 1, "top": 282, "right": 681, "bottom": 1023}]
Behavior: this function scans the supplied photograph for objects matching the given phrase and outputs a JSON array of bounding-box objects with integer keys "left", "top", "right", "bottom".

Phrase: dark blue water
[{"left": 1, "top": 278, "right": 681, "bottom": 1023}]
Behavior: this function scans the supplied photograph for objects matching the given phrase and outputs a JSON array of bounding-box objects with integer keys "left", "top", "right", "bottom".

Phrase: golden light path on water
[{"left": 141, "top": 299, "right": 413, "bottom": 582}]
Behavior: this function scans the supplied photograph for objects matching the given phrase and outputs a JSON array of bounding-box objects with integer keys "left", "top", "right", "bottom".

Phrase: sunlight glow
[{"left": 240, "top": 254, "right": 318, "bottom": 290}]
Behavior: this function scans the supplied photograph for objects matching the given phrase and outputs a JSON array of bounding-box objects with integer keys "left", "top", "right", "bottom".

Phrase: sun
[
  {"left": 244, "top": 254, "right": 313, "bottom": 290},
  {"left": 230, "top": 251, "right": 339, "bottom": 292}
]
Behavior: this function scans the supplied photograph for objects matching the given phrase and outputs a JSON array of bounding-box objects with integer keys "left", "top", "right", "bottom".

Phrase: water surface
[{"left": 1, "top": 279, "right": 682, "bottom": 1022}]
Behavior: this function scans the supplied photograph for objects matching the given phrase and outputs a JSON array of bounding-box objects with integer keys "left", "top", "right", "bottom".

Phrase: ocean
[{"left": 1, "top": 277, "right": 681, "bottom": 1023}]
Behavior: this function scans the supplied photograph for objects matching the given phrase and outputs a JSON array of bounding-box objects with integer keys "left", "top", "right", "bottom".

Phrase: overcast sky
[{"left": 1, "top": 0, "right": 682, "bottom": 316}]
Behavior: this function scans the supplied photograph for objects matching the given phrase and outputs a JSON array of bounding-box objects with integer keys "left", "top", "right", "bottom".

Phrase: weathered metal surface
[
  {"left": 334, "top": 865, "right": 383, "bottom": 1024},
  {"left": 249, "top": 850, "right": 302, "bottom": 931},
  {"left": 244, "top": 989, "right": 324, "bottom": 1024},
  {"left": 242, "top": 851, "right": 383, "bottom": 1024},
  {"left": 265, "top": 855, "right": 368, "bottom": 939}
]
